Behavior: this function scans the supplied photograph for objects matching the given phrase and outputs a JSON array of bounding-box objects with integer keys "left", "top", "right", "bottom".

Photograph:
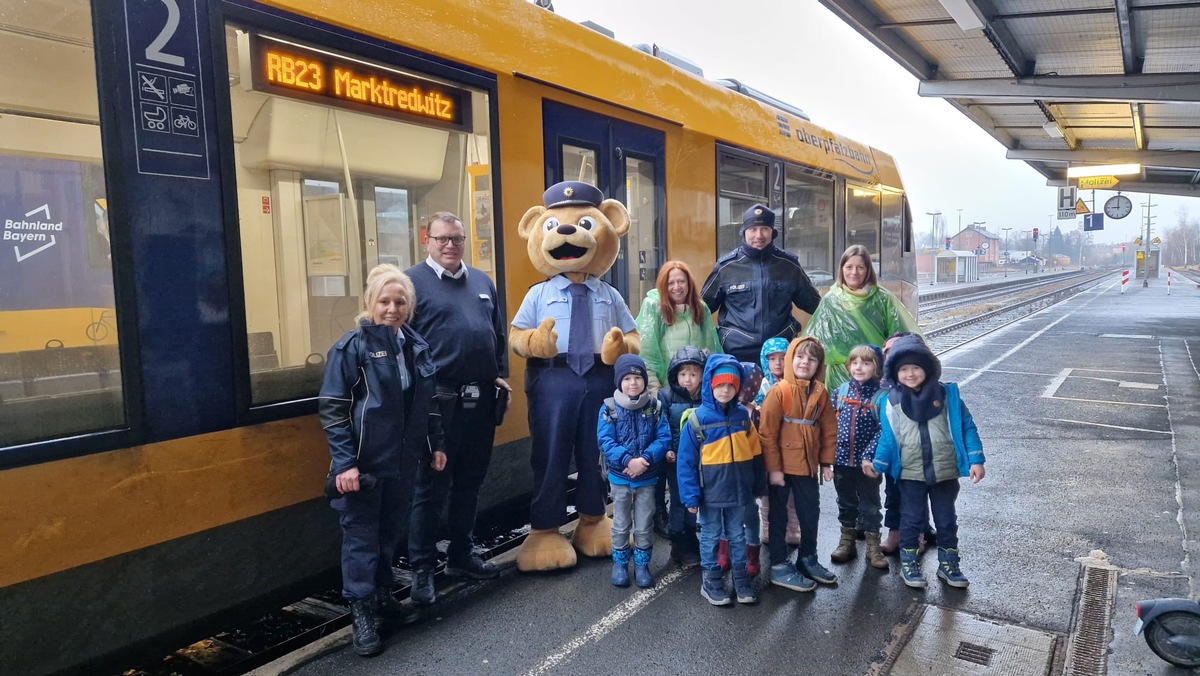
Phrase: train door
[{"left": 542, "top": 101, "right": 665, "bottom": 315}]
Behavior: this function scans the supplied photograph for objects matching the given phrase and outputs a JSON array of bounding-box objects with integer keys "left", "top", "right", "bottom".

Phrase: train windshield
[{"left": 221, "top": 26, "right": 496, "bottom": 406}]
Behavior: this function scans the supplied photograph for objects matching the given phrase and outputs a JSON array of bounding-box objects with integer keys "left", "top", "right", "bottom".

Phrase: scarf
[
  {"left": 888, "top": 381, "right": 945, "bottom": 424},
  {"left": 614, "top": 389, "right": 653, "bottom": 411}
]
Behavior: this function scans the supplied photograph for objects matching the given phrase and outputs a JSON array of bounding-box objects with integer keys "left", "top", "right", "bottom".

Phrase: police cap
[
  {"left": 742, "top": 203, "right": 775, "bottom": 229},
  {"left": 544, "top": 181, "right": 605, "bottom": 209}
]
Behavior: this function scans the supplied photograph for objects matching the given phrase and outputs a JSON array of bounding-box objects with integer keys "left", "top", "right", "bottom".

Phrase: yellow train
[{"left": 0, "top": 0, "right": 915, "bottom": 672}]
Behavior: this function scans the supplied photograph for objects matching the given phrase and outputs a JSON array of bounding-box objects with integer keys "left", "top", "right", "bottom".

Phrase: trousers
[{"left": 333, "top": 476, "right": 409, "bottom": 601}]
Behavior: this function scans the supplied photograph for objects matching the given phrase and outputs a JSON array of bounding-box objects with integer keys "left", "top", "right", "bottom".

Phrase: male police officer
[
  {"left": 406, "top": 211, "right": 511, "bottom": 605},
  {"left": 701, "top": 204, "right": 822, "bottom": 363}
]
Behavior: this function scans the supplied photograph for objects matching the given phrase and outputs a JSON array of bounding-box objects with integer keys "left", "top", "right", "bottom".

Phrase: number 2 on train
[{"left": 144, "top": 0, "right": 186, "bottom": 67}]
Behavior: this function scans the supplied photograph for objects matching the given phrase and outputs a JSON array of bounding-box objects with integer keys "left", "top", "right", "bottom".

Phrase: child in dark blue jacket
[
  {"left": 866, "top": 337, "right": 986, "bottom": 589},
  {"left": 598, "top": 354, "right": 671, "bottom": 588},
  {"left": 656, "top": 346, "right": 707, "bottom": 567}
]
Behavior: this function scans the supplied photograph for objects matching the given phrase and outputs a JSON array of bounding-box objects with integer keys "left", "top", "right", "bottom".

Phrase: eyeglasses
[{"left": 430, "top": 235, "right": 466, "bottom": 246}]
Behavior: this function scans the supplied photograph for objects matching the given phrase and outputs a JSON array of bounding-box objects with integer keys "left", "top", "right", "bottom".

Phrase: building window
[
  {"left": 223, "top": 26, "right": 496, "bottom": 405},
  {"left": 1, "top": 0, "right": 124, "bottom": 447}
]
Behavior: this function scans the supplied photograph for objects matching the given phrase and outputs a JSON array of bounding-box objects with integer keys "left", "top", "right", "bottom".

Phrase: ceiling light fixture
[
  {"left": 937, "top": 0, "right": 985, "bottom": 31},
  {"left": 1066, "top": 163, "right": 1141, "bottom": 178},
  {"left": 1042, "top": 121, "right": 1064, "bottom": 139}
]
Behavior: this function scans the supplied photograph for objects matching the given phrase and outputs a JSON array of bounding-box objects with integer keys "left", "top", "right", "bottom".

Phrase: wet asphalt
[{"left": 279, "top": 272, "right": 1200, "bottom": 676}]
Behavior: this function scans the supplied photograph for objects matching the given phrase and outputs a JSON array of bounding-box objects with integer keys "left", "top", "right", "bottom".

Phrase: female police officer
[{"left": 319, "top": 264, "right": 445, "bottom": 657}]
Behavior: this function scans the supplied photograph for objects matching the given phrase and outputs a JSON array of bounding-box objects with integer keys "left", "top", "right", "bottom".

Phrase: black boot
[
  {"left": 653, "top": 510, "right": 670, "bottom": 540},
  {"left": 349, "top": 599, "right": 383, "bottom": 656},
  {"left": 376, "top": 589, "right": 419, "bottom": 626},
  {"left": 410, "top": 569, "right": 435, "bottom": 606}
]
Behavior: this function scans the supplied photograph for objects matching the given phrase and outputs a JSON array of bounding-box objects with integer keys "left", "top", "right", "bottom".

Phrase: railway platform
[{"left": 263, "top": 273, "right": 1199, "bottom": 675}]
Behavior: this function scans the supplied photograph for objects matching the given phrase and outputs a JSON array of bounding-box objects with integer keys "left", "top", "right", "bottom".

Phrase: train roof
[{"left": 259, "top": 0, "right": 905, "bottom": 190}]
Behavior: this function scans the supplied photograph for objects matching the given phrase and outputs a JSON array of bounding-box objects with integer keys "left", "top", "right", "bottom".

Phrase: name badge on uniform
[
  {"left": 729, "top": 283, "right": 749, "bottom": 292},
  {"left": 479, "top": 294, "right": 490, "bottom": 300},
  {"left": 368, "top": 350, "right": 388, "bottom": 358}
]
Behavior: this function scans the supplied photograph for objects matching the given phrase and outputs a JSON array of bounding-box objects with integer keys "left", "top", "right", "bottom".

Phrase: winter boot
[
  {"left": 375, "top": 588, "right": 419, "bottom": 627},
  {"left": 798, "top": 555, "right": 839, "bottom": 585},
  {"left": 671, "top": 531, "right": 701, "bottom": 567},
  {"left": 410, "top": 568, "right": 435, "bottom": 606},
  {"left": 732, "top": 564, "right": 758, "bottom": 604},
  {"left": 769, "top": 562, "right": 815, "bottom": 592},
  {"left": 745, "top": 543, "right": 761, "bottom": 579},
  {"left": 880, "top": 529, "right": 900, "bottom": 555},
  {"left": 653, "top": 510, "right": 670, "bottom": 540},
  {"left": 936, "top": 547, "right": 970, "bottom": 588},
  {"left": 898, "top": 548, "right": 928, "bottom": 589},
  {"left": 785, "top": 504, "right": 802, "bottom": 546},
  {"left": 864, "top": 532, "right": 889, "bottom": 570},
  {"left": 611, "top": 546, "right": 631, "bottom": 587},
  {"left": 759, "top": 499, "right": 770, "bottom": 544},
  {"left": 716, "top": 539, "right": 731, "bottom": 573},
  {"left": 633, "top": 546, "right": 654, "bottom": 588},
  {"left": 349, "top": 599, "right": 383, "bottom": 657},
  {"left": 830, "top": 526, "right": 857, "bottom": 563},
  {"left": 701, "top": 567, "right": 732, "bottom": 606}
]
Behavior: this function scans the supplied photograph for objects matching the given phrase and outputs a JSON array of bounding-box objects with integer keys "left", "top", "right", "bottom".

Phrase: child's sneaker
[
  {"left": 769, "top": 562, "right": 815, "bottom": 592},
  {"left": 936, "top": 547, "right": 970, "bottom": 588},
  {"left": 899, "top": 548, "right": 928, "bottom": 589},
  {"left": 701, "top": 568, "right": 731, "bottom": 606},
  {"left": 798, "top": 555, "right": 838, "bottom": 585},
  {"left": 732, "top": 565, "right": 757, "bottom": 604}
]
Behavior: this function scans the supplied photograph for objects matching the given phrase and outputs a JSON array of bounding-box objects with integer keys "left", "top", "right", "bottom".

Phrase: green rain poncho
[{"left": 801, "top": 284, "right": 921, "bottom": 391}]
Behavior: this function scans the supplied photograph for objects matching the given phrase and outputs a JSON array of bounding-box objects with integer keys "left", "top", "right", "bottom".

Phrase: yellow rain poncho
[{"left": 801, "top": 284, "right": 921, "bottom": 391}]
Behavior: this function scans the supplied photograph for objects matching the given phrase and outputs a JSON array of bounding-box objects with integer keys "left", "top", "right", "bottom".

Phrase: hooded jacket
[
  {"left": 657, "top": 346, "right": 707, "bottom": 453},
  {"left": 319, "top": 321, "right": 443, "bottom": 479},
  {"left": 801, "top": 283, "right": 921, "bottom": 391},
  {"left": 676, "top": 354, "right": 766, "bottom": 509},
  {"left": 754, "top": 336, "right": 790, "bottom": 408},
  {"left": 758, "top": 336, "right": 838, "bottom": 477}
]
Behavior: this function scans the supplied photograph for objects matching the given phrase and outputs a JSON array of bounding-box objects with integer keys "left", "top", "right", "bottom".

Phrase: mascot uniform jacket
[{"left": 509, "top": 181, "right": 641, "bottom": 572}]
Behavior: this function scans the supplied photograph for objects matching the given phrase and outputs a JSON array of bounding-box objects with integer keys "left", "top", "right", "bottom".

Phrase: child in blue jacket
[
  {"left": 599, "top": 354, "right": 671, "bottom": 589},
  {"left": 865, "top": 337, "right": 985, "bottom": 589},
  {"left": 656, "top": 346, "right": 707, "bottom": 567},
  {"left": 677, "top": 354, "right": 766, "bottom": 606}
]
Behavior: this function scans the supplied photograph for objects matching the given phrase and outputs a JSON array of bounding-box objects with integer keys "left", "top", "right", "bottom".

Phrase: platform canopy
[{"left": 820, "top": 0, "right": 1200, "bottom": 198}]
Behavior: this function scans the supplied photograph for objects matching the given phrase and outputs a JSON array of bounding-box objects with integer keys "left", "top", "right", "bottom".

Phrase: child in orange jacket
[{"left": 758, "top": 336, "right": 839, "bottom": 592}]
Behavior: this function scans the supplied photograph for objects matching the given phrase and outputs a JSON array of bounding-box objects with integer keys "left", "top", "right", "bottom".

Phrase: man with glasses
[{"left": 405, "top": 211, "right": 511, "bottom": 606}]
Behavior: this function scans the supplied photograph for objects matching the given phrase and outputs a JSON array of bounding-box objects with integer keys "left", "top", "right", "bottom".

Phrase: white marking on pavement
[
  {"left": 1099, "top": 334, "right": 1155, "bottom": 339},
  {"left": 1119, "top": 381, "right": 1160, "bottom": 390},
  {"left": 1044, "top": 395, "right": 1165, "bottom": 408},
  {"left": 957, "top": 278, "right": 1116, "bottom": 388},
  {"left": 521, "top": 567, "right": 689, "bottom": 676},
  {"left": 1047, "top": 418, "right": 1171, "bottom": 434},
  {"left": 1042, "top": 368, "right": 1072, "bottom": 398}
]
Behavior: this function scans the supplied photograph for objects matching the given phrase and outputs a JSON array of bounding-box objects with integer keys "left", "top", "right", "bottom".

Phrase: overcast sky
[{"left": 552, "top": 0, "right": 1197, "bottom": 246}]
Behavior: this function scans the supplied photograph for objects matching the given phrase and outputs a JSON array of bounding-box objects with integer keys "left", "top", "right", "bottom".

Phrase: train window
[
  {"left": 562, "top": 145, "right": 599, "bottom": 185},
  {"left": 879, "top": 192, "right": 906, "bottom": 281},
  {"left": 846, "top": 184, "right": 882, "bottom": 260},
  {"left": 782, "top": 166, "right": 835, "bottom": 287},
  {"left": 624, "top": 156, "right": 658, "bottom": 316},
  {"left": 0, "top": 0, "right": 125, "bottom": 447},
  {"left": 717, "top": 153, "right": 769, "bottom": 253},
  {"left": 223, "top": 26, "right": 497, "bottom": 405}
]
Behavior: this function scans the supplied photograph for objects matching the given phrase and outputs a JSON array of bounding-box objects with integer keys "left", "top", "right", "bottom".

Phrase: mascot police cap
[{"left": 544, "top": 181, "right": 604, "bottom": 209}]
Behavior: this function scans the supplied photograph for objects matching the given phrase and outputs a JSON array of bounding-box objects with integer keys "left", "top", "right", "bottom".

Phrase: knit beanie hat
[
  {"left": 614, "top": 353, "right": 649, "bottom": 389},
  {"left": 740, "top": 203, "right": 778, "bottom": 240},
  {"left": 710, "top": 363, "right": 743, "bottom": 390}
]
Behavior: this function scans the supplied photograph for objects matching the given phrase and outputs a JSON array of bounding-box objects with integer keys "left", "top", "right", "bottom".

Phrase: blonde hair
[
  {"left": 847, "top": 344, "right": 880, "bottom": 373},
  {"left": 356, "top": 264, "right": 417, "bottom": 324}
]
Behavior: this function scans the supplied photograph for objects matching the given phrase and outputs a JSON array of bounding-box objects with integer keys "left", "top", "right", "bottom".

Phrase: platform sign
[
  {"left": 1083, "top": 213, "right": 1104, "bottom": 231},
  {"left": 122, "top": 0, "right": 210, "bottom": 179},
  {"left": 1057, "top": 185, "right": 1077, "bottom": 220},
  {"left": 1075, "top": 198, "right": 1090, "bottom": 214},
  {"left": 1078, "top": 176, "right": 1119, "bottom": 190}
]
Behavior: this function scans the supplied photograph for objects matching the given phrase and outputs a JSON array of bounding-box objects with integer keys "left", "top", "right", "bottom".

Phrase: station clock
[{"left": 1103, "top": 195, "right": 1133, "bottom": 219}]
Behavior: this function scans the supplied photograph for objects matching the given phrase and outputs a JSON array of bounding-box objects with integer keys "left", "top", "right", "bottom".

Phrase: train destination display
[{"left": 243, "top": 33, "right": 470, "bottom": 131}]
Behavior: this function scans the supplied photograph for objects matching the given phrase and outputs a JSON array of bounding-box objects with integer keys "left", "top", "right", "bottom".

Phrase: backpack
[
  {"left": 680, "top": 406, "right": 750, "bottom": 448},
  {"left": 832, "top": 382, "right": 887, "bottom": 413},
  {"left": 599, "top": 398, "right": 662, "bottom": 480}
]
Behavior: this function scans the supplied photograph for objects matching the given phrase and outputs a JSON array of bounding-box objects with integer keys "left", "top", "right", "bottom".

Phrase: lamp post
[
  {"left": 1001, "top": 227, "right": 1012, "bottom": 277},
  {"left": 1140, "top": 199, "right": 1157, "bottom": 287}
]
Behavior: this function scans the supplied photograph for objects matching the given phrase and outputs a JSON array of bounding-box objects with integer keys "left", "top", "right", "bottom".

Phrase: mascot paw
[
  {"left": 599, "top": 328, "right": 629, "bottom": 365},
  {"left": 517, "top": 529, "right": 578, "bottom": 572},
  {"left": 572, "top": 513, "right": 614, "bottom": 558},
  {"left": 529, "top": 318, "right": 560, "bottom": 359}
]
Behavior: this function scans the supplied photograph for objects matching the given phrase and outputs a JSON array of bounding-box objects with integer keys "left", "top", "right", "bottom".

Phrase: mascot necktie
[{"left": 567, "top": 283, "right": 594, "bottom": 375}]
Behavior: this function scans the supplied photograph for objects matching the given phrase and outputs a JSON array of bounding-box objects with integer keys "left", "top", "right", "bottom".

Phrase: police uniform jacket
[
  {"left": 319, "top": 321, "right": 444, "bottom": 478},
  {"left": 701, "top": 244, "right": 821, "bottom": 359}
]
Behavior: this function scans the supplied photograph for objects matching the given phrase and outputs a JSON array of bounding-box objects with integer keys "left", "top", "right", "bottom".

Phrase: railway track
[
  {"left": 925, "top": 270, "right": 1112, "bottom": 354},
  {"left": 918, "top": 270, "right": 1093, "bottom": 315}
]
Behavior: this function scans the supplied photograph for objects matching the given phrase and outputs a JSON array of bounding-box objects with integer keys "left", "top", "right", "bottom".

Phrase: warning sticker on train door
[{"left": 123, "top": 0, "right": 210, "bottom": 179}]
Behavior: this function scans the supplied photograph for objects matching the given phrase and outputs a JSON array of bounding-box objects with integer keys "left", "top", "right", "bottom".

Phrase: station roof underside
[{"left": 820, "top": 0, "right": 1200, "bottom": 198}]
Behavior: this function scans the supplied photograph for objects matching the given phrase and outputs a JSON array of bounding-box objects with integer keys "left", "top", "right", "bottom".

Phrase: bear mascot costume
[{"left": 510, "top": 181, "right": 640, "bottom": 572}]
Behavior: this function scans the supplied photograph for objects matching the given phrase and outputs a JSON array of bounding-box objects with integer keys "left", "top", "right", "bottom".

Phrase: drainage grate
[
  {"left": 954, "top": 641, "right": 997, "bottom": 666},
  {"left": 1064, "top": 564, "right": 1117, "bottom": 675}
]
